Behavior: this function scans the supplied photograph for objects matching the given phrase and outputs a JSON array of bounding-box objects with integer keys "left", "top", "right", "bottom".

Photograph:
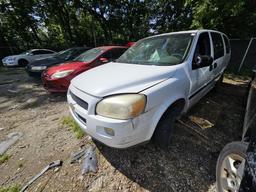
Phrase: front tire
[
  {"left": 216, "top": 141, "right": 248, "bottom": 192},
  {"left": 153, "top": 106, "right": 181, "bottom": 149},
  {"left": 18, "top": 59, "right": 29, "bottom": 67}
]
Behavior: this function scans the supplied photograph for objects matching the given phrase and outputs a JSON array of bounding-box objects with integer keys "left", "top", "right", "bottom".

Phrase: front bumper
[
  {"left": 2, "top": 60, "right": 18, "bottom": 67},
  {"left": 42, "top": 73, "right": 70, "bottom": 93},
  {"left": 67, "top": 85, "right": 156, "bottom": 148},
  {"left": 25, "top": 66, "right": 44, "bottom": 77}
]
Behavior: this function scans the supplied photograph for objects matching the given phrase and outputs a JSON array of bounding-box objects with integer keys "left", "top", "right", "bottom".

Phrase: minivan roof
[{"left": 143, "top": 29, "right": 227, "bottom": 41}]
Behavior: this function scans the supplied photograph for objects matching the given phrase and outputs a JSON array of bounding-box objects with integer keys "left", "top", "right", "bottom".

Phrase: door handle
[{"left": 213, "top": 63, "right": 217, "bottom": 69}]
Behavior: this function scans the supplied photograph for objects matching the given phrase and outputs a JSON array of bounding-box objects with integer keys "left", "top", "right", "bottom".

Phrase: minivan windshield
[
  {"left": 74, "top": 48, "right": 105, "bottom": 62},
  {"left": 116, "top": 33, "right": 194, "bottom": 66}
]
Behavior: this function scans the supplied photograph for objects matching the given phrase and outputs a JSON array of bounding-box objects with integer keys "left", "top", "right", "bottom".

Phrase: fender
[{"left": 141, "top": 77, "right": 189, "bottom": 140}]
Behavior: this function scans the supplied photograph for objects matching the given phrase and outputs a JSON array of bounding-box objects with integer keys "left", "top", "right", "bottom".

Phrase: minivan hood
[{"left": 71, "top": 62, "right": 177, "bottom": 97}]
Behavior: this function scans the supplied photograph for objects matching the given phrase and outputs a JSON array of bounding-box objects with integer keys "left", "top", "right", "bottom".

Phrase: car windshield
[
  {"left": 20, "top": 50, "right": 32, "bottom": 55},
  {"left": 74, "top": 48, "right": 105, "bottom": 62},
  {"left": 55, "top": 49, "right": 76, "bottom": 59},
  {"left": 116, "top": 33, "right": 194, "bottom": 66}
]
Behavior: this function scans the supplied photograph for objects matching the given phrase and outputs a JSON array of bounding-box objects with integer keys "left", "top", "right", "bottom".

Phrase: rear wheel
[
  {"left": 216, "top": 141, "right": 248, "bottom": 192},
  {"left": 18, "top": 59, "right": 29, "bottom": 67}
]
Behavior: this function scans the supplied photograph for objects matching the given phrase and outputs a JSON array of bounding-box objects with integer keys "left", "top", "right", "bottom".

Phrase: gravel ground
[{"left": 0, "top": 67, "right": 249, "bottom": 192}]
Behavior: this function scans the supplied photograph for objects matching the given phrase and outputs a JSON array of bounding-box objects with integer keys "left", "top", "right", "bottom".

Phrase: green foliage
[
  {"left": 0, "top": 185, "right": 19, "bottom": 192},
  {"left": 62, "top": 116, "right": 84, "bottom": 139},
  {"left": 0, "top": 0, "right": 255, "bottom": 52},
  {"left": 0, "top": 154, "right": 10, "bottom": 164},
  {"left": 186, "top": 0, "right": 256, "bottom": 38}
]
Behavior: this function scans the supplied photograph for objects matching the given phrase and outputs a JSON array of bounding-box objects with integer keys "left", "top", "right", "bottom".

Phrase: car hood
[
  {"left": 3, "top": 55, "right": 20, "bottom": 59},
  {"left": 31, "top": 57, "right": 65, "bottom": 67},
  {"left": 71, "top": 62, "right": 177, "bottom": 97},
  {"left": 46, "top": 61, "right": 88, "bottom": 75}
]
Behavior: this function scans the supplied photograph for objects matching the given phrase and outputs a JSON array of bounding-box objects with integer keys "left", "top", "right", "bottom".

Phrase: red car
[{"left": 41, "top": 46, "right": 128, "bottom": 93}]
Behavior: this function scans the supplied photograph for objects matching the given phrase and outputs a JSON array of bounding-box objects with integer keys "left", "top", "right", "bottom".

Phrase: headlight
[
  {"left": 31, "top": 66, "right": 47, "bottom": 71},
  {"left": 7, "top": 57, "right": 16, "bottom": 62},
  {"left": 51, "top": 70, "right": 74, "bottom": 79},
  {"left": 96, "top": 94, "right": 146, "bottom": 120}
]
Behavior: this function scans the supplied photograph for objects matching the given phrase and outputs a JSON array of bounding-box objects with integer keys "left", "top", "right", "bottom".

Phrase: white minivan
[{"left": 67, "top": 30, "right": 231, "bottom": 148}]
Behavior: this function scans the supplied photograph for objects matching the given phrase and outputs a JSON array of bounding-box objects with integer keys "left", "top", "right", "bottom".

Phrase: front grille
[
  {"left": 70, "top": 91, "right": 88, "bottom": 110},
  {"left": 76, "top": 112, "right": 87, "bottom": 125}
]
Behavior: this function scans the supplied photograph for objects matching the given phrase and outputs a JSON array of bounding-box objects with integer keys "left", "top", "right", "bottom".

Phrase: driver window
[
  {"left": 193, "top": 32, "right": 211, "bottom": 69},
  {"left": 195, "top": 33, "right": 211, "bottom": 56}
]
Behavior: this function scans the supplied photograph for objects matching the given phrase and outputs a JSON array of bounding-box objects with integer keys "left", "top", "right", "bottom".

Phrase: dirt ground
[{"left": 0, "top": 67, "right": 250, "bottom": 192}]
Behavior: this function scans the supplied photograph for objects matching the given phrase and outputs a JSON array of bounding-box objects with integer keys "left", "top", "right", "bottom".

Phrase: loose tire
[
  {"left": 153, "top": 106, "right": 181, "bottom": 149},
  {"left": 216, "top": 141, "right": 248, "bottom": 192},
  {"left": 18, "top": 59, "right": 29, "bottom": 67}
]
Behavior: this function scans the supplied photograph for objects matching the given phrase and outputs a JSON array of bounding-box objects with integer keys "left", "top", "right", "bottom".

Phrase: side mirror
[
  {"left": 194, "top": 55, "right": 213, "bottom": 68},
  {"left": 99, "top": 57, "right": 109, "bottom": 63},
  {"left": 65, "top": 55, "right": 72, "bottom": 60},
  {"left": 27, "top": 52, "right": 33, "bottom": 56}
]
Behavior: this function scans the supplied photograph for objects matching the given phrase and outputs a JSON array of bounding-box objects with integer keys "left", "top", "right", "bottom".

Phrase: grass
[
  {"left": 0, "top": 185, "right": 19, "bottom": 192},
  {"left": 62, "top": 116, "right": 84, "bottom": 139},
  {"left": 0, "top": 154, "right": 10, "bottom": 165}
]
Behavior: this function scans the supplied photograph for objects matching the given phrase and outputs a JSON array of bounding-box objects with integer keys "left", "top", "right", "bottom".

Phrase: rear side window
[
  {"left": 211, "top": 32, "right": 224, "bottom": 59},
  {"left": 223, "top": 35, "right": 230, "bottom": 54}
]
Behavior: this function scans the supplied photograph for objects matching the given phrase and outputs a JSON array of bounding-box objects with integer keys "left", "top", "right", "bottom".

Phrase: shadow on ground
[{"left": 0, "top": 67, "right": 67, "bottom": 112}]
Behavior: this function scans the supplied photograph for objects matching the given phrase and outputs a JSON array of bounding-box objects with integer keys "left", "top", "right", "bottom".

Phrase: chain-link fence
[{"left": 227, "top": 38, "right": 256, "bottom": 75}]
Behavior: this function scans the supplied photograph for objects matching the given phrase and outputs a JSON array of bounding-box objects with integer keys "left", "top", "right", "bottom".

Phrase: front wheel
[
  {"left": 153, "top": 106, "right": 181, "bottom": 149},
  {"left": 216, "top": 141, "right": 248, "bottom": 192},
  {"left": 18, "top": 59, "right": 29, "bottom": 67}
]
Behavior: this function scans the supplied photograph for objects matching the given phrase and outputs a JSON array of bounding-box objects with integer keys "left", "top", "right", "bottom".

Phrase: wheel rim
[{"left": 220, "top": 153, "right": 245, "bottom": 192}]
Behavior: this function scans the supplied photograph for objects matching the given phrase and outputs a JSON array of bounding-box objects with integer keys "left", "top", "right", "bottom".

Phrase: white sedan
[{"left": 2, "top": 49, "right": 56, "bottom": 67}]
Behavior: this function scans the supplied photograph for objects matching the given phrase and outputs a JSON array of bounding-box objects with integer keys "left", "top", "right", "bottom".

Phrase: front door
[{"left": 188, "top": 32, "right": 214, "bottom": 108}]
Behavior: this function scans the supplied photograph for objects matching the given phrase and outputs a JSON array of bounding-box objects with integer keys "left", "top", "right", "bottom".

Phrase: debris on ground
[
  {"left": 189, "top": 116, "right": 214, "bottom": 129},
  {"left": 81, "top": 146, "right": 98, "bottom": 175},
  {"left": 7, "top": 89, "right": 19, "bottom": 93},
  {"left": 0, "top": 132, "right": 22, "bottom": 155},
  {"left": 70, "top": 149, "right": 86, "bottom": 164},
  {"left": 20, "top": 160, "right": 63, "bottom": 192}
]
